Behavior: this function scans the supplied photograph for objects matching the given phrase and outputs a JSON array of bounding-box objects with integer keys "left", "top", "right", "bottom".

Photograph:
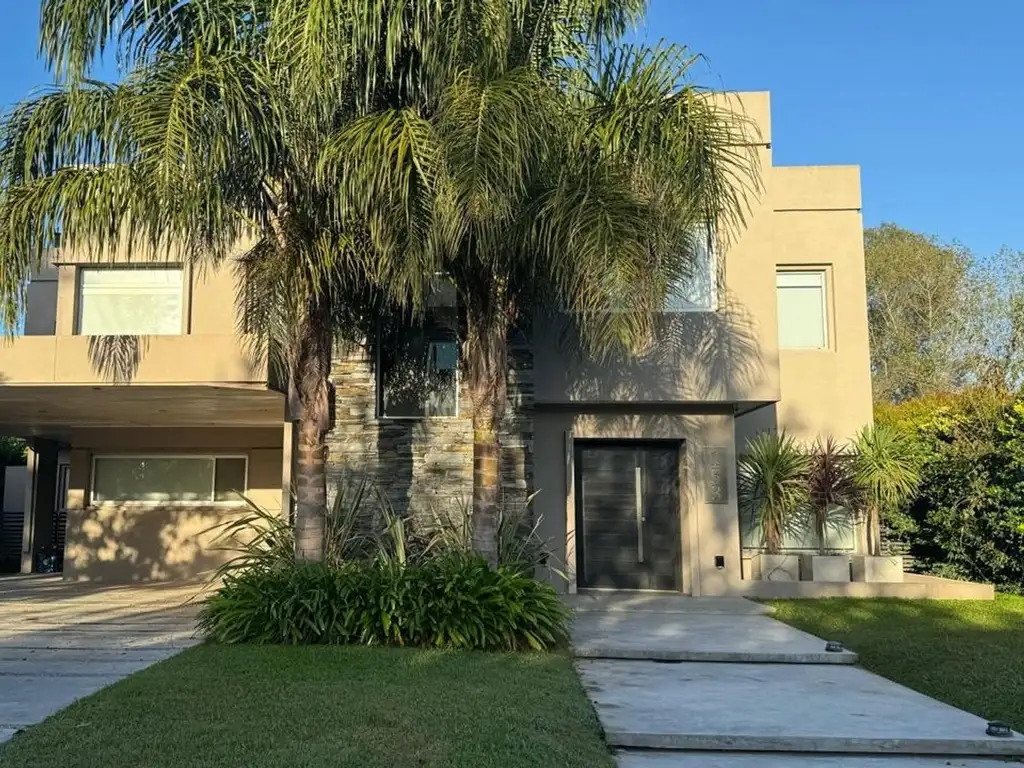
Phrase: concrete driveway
[{"left": 0, "top": 575, "right": 203, "bottom": 743}]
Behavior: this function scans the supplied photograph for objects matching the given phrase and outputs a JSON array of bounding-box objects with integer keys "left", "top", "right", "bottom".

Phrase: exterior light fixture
[{"left": 987, "top": 721, "right": 1013, "bottom": 738}]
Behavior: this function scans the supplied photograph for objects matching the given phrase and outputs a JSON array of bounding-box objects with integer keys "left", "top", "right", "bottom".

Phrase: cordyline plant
[
  {"left": 738, "top": 431, "right": 810, "bottom": 554},
  {"left": 807, "top": 436, "right": 861, "bottom": 554},
  {"left": 2, "top": 0, "right": 756, "bottom": 565}
]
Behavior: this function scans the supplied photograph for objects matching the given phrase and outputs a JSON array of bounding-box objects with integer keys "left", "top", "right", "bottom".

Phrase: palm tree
[
  {"left": 0, "top": 0, "right": 451, "bottom": 561},
  {"left": 807, "top": 436, "right": 861, "bottom": 554},
  {"left": 322, "top": 3, "right": 758, "bottom": 563},
  {"left": 738, "top": 431, "right": 810, "bottom": 554},
  {"left": 853, "top": 424, "right": 921, "bottom": 556}
]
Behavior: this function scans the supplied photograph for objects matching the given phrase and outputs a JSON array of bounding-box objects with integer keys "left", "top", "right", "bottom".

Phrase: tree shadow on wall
[
  {"left": 539, "top": 290, "right": 772, "bottom": 405},
  {"left": 63, "top": 502, "right": 231, "bottom": 582},
  {"left": 87, "top": 335, "right": 150, "bottom": 384}
]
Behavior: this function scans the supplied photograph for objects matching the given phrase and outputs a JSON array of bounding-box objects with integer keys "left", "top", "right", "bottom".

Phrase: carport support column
[
  {"left": 20, "top": 440, "right": 59, "bottom": 574},
  {"left": 281, "top": 419, "right": 296, "bottom": 524}
]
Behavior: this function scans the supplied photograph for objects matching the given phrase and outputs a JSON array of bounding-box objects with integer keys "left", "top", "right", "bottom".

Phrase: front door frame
[{"left": 572, "top": 438, "right": 686, "bottom": 593}]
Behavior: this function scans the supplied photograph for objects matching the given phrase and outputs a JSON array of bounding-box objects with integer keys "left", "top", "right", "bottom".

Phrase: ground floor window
[{"left": 91, "top": 456, "right": 248, "bottom": 504}]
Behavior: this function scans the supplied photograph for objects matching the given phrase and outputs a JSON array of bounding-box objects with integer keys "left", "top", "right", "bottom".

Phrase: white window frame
[
  {"left": 776, "top": 268, "right": 830, "bottom": 350},
  {"left": 76, "top": 265, "right": 186, "bottom": 336},
  {"left": 89, "top": 454, "right": 249, "bottom": 506},
  {"left": 665, "top": 228, "right": 719, "bottom": 313}
]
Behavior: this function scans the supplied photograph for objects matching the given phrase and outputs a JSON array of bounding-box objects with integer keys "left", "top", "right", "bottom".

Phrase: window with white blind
[
  {"left": 665, "top": 229, "right": 717, "bottom": 312},
  {"left": 77, "top": 267, "right": 184, "bottom": 335},
  {"left": 91, "top": 456, "right": 248, "bottom": 504},
  {"left": 776, "top": 270, "right": 828, "bottom": 349}
]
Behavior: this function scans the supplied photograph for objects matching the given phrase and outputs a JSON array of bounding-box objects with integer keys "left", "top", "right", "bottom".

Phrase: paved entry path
[
  {"left": 0, "top": 575, "right": 202, "bottom": 743},
  {"left": 568, "top": 592, "right": 1024, "bottom": 767}
]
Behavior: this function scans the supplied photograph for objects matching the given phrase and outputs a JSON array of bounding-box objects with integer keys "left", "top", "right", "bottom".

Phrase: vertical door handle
[{"left": 635, "top": 458, "right": 644, "bottom": 564}]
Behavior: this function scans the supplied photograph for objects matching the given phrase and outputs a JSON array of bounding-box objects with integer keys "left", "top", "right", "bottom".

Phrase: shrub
[
  {"left": 197, "top": 554, "right": 571, "bottom": 651},
  {"left": 807, "top": 436, "right": 860, "bottom": 554},
  {"left": 876, "top": 388, "right": 1024, "bottom": 591},
  {"left": 207, "top": 473, "right": 396, "bottom": 577},
  {"left": 427, "top": 493, "right": 561, "bottom": 578},
  {"left": 738, "top": 431, "right": 811, "bottom": 553}
]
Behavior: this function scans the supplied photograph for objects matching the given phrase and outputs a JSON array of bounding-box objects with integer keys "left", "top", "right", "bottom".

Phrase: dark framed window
[{"left": 378, "top": 281, "right": 460, "bottom": 418}]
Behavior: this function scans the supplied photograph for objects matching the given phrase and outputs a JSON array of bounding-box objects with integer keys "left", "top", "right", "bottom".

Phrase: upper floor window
[
  {"left": 77, "top": 267, "right": 183, "bottom": 335},
  {"left": 776, "top": 269, "right": 828, "bottom": 349},
  {"left": 378, "top": 278, "right": 459, "bottom": 419},
  {"left": 379, "top": 325, "right": 459, "bottom": 418},
  {"left": 665, "top": 229, "right": 716, "bottom": 312}
]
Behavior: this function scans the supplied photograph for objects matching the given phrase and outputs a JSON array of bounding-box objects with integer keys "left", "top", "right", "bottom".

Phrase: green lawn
[
  {"left": 0, "top": 645, "right": 613, "bottom": 768},
  {"left": 769, "top": 595, "right": 1024, "bottom": 731}
]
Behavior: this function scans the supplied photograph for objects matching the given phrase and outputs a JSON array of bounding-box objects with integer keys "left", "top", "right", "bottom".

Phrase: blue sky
[
  {"left": 2, "top": 2, "right": 1019, "bottom": 258},
  {"left": 641, "top": 0, "right": 1022, "bottom": 259}
]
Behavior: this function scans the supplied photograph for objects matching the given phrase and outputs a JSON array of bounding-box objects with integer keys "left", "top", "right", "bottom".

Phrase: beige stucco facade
[
  {"left": 1, "top": 90, "right": 873, "bottom": 589},
  {"left": 532, "top": 91, "right": 873, "bottom": 594}
]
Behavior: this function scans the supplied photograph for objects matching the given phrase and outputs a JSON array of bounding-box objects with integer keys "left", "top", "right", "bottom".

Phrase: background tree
[
  {"left": 865, "top": 223, "right": 1024, "bottom": 402},
  {"left": 325, "top": 4, "right": 758, "bottom": 562},
  {"left": 865, "top": 223, "right": 975, "bottom": 402},
  {"left": 963, "top": 246, "right": 1024, "bottom": 392}
]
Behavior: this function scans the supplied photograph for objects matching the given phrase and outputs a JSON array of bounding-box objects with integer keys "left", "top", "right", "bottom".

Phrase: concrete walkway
[
  {"left": 0, "top": 575, "right": 203, "bottom": 743},
  {"left": 569, "top": 591, "right": 1024, "bottom": 766}
]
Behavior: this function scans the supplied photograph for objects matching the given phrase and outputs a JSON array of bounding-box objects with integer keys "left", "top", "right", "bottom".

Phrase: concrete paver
[
  {"left": 578, "top": 659, "right": 1024, "bottom": 757},
  {"left": 617, "top": 751, "right": 1020, "bottom": 767},
  {"left": 0, "top": 575, "right": 202, "bottom": 743},
  {"left": 572, "top": 611, "right": 857, "bottom": 663},
  {"left": 567, "top": 592, "right": 772, "bottom": 615}
]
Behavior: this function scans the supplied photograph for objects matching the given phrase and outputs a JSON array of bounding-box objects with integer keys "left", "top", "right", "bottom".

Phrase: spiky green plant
[
  {"left": 206, "top": 474, "right": 387, "bottom": 578},
  {"left": 738, "top": 431, "right": 811, "bottom": 554},
  {"left": 853, "top": 424, "right": 921, "bottom": 556},
  {"left": 807, "top": 436, "right": 861, "bottom": 554},
  {"left": 428, "top": 492, "right": 561, "bottom": 578}
]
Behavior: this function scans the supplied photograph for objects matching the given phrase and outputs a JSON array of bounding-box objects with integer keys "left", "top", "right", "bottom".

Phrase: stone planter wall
[
  {"left": 799, "top": 554, "right": 851, "bottom": 582},
  {"left": 852, "top": 555, "right": 905, "bottom": 583},
  {"left": 325, "top": 338, "right": 534, "bottom": 535}
]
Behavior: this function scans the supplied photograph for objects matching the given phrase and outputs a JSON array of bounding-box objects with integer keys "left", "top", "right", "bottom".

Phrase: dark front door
[{"left": 575, "top": 443, "right": 681, "bottom": 591}]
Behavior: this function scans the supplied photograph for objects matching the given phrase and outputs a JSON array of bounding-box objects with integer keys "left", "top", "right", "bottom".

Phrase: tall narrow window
[
  {"left": 77, "top": 267, "right": 183, "bottom": 335},
  {"left": 666, "top": 229, "right": 716, "bottom": 312},
  {"left": 776, "top": 270, "right": 828, "bottom": 349},
  {"left": 378, "top": 278, "right": 459, "bottom": 418}
]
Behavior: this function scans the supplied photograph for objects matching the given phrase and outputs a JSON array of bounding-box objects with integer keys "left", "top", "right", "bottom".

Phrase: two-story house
[{"left": 2, "top": 91, "right": 873, "bottom": 593}]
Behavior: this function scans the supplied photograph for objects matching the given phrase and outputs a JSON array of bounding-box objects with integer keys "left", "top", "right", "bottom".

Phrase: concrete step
[
  {"left": 572, "top": 612, "right": 857, "bottom": 664},
  {"left": 617, "top": 752, "right": 1021, "bottom": 767},
  {"left": 578, "top": 660, "right": 1024, "bottom": 758},
  {"left": 568, "top": 592, "right": 773, "bottom": 615}
]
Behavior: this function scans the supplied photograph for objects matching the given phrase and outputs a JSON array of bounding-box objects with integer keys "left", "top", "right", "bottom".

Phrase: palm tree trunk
[
  {"left": 293, "top": 297, "right": 333, "bottom": 562},
  {"left": 466, "top": 307, "right": 508, "bottom": 568}
]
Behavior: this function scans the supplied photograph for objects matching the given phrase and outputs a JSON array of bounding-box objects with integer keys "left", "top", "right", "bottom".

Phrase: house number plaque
[{"left": 705, "top": 447, "right": 728, "bottom": 504}]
